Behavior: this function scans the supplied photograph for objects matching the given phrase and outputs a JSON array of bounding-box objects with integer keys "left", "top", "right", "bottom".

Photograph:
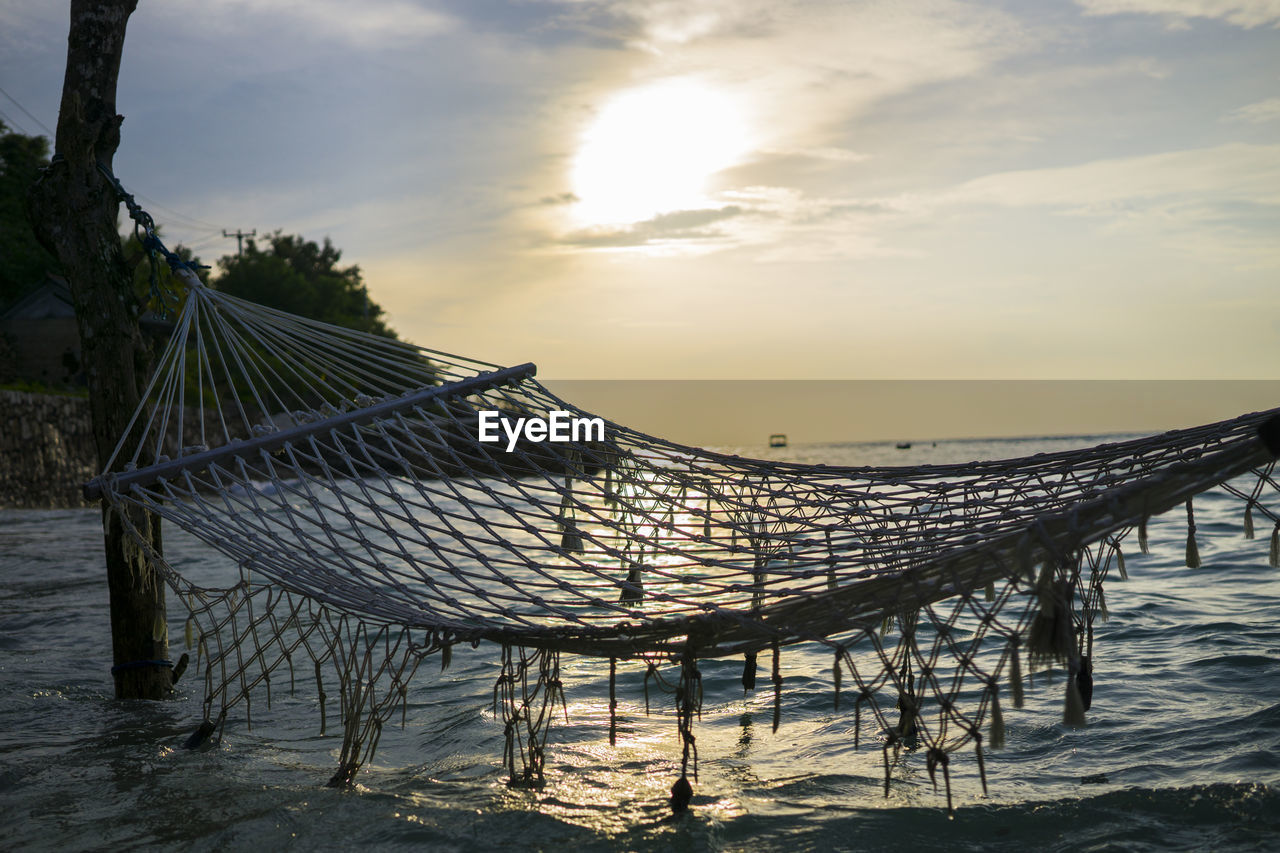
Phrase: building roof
[{"left": 0, "top": 274, "right": 73, "bottom": 323}]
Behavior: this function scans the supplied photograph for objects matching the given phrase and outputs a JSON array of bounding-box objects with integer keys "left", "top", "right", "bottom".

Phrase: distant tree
[
  {"left": 216, "top": 231, "right": 396, "bottom": 337},
  {"left": 0, "top": 122, "right": 60, "bottom": 305}
]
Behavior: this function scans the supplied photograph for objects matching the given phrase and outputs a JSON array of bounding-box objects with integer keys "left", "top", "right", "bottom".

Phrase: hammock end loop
[{"left": 1258, "top": 414, "right": 1280, "bottom": 458}]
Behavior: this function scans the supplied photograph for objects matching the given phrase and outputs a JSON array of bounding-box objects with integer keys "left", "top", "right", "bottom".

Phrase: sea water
[{"left": 2, "top": 434, "right": 1278, "bottom": 851}]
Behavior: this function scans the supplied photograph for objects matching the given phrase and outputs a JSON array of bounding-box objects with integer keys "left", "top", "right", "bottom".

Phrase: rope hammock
[{"left": 85, "top": 266, "right": 1280, "bottom": 814}]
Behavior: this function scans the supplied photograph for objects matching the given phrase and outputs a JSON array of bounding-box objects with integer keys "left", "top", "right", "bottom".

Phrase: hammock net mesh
[{"left": 88, "top": 272, "right": 1280, "bottom": 809}]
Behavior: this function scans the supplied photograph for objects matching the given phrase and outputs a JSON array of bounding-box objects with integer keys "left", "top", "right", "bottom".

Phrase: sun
[{"left": 570, "top": 79, "right": 750, "bottom": 227}]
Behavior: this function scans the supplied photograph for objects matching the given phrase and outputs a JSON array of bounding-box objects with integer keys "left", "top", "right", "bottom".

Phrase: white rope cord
[{"left": 89, "top": 276, "right": 1280, "bottom": 810}]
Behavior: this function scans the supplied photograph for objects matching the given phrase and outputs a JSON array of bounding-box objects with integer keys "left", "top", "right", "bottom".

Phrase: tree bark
[{"left": 27, "top": 0, "right": 171, "bottom": 700}]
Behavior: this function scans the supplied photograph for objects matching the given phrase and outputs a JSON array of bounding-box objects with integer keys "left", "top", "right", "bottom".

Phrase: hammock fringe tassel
[{"left": 74, "top": 256, "right": 1280, "bottom": 815}]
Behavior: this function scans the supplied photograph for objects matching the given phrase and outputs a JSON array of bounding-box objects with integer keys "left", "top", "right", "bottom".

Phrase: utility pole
[{"left": 223, "top": 228, "right": 255, "bottom": 257}]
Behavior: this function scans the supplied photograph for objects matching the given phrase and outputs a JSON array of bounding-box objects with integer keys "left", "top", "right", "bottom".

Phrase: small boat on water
[
  {"left": 895, "top": 441, "right": 912, "bottom": 450},
  {"left": 769, "top": 433, "right": 788, "bottom": 448}
]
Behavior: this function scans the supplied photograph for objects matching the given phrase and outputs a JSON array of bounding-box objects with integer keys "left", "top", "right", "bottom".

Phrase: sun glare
[{"left": 571, "top": 79, "right": 750, "bottom": 227}]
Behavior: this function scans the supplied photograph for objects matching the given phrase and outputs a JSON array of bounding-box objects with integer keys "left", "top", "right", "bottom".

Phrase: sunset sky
[{"left": 3, "top": 1, "right": 1278, "bottom": 402}]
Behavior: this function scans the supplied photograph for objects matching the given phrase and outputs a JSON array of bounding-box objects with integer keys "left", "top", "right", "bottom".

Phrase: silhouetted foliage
[
  {"left": 216, "top": 231, "right": 396, "bottom": 338},
  {"left": 0, "top": 122, "right": 60, "bottom": 306}
]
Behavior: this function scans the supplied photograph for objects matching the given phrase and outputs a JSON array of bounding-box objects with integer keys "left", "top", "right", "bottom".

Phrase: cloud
[
  {"left": 534, "top": 1, "right": 1026, "bottom": 153},
  {"left": 559, "top": 205, "right": 746, "bottom": 247},
  {"left": 534, "top": 0, "right": 1028, "bottom": 254},
  {"left": 918, "top": 143, "right": 1280, "bottom": 271},
  {"left": 759, "top": 146, "right": 870, "bottom": 165},
  {"left": 562, "top": 184, "right": 914, "bottom": 259},
  {"left": 714, "top": 186, "right": 918, "bottom": 261},
  {"left": 161, "top": 0, "right": 457, "bottom": 47},
  {"left": 610, "top": 0, "right": 784, "bottom": 50},
  {"left": 539, "top": 192, "right": 581, "bottom": 206},
  {"left": 945, "top": 143, "right": 1280, "bottom": 209},
  {"left": 551, "top": 180, "right": 921, "bottom": 257},
  {"left": 601, "top": 143, "right": 1280, "bottom": 261},
  {"left": 1227, "top": 97, "right": 1280, "bottom": 124},
  {"left": 1075, "top": 0, "right": 1280, "bottom": 29}
]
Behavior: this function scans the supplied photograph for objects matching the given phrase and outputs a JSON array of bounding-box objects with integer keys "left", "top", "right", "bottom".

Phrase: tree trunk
[{"left": 27, "top": 0, "right": 171, "bottom": 700}]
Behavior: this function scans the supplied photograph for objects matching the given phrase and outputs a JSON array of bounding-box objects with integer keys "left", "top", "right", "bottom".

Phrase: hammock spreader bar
[
  {"left": 80, "top": 173, "right": 1280, "bottom": 809},
  {"left": 82, "top": 362, "right": 537, "bottom": 501}
]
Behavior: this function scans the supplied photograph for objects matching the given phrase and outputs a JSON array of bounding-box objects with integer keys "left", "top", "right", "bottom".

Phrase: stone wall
[{"left": 0, "top": 389, "right": 96, "bottom": 509}]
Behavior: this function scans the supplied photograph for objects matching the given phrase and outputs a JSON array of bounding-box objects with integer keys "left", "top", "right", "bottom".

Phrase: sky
[{"left": 1, "top": 1, "right": 1278, "bottom": 425}]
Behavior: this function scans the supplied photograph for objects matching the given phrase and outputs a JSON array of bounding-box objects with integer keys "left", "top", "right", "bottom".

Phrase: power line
[
  {"left": 0, "top": 85, "right": 54, "bottom": 137},
  {"left": 0, "top": 85, "right": 235, "bottom": 242},
  {"left": 131, "top": 191, "right": 227, "bottom": 232},
  {"left": 0, "top": 105, "right": 27, "bottom": 135},
  {"left": 0, "top": 84, "right": 258, "bottom": 270},
  {"left": 173, "top": 230, "right": 225, "bottom": 246},
  {"left": 184, "top": 235, "right": 230, "bottom": 255}
]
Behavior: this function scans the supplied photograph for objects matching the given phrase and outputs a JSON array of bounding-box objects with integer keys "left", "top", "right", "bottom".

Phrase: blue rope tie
[
  {"left": 111, "top": 659, "right": 174, "bottom": 675},
  {"left": 91, "top": 161, "right": 209, "bottom": 318}
]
